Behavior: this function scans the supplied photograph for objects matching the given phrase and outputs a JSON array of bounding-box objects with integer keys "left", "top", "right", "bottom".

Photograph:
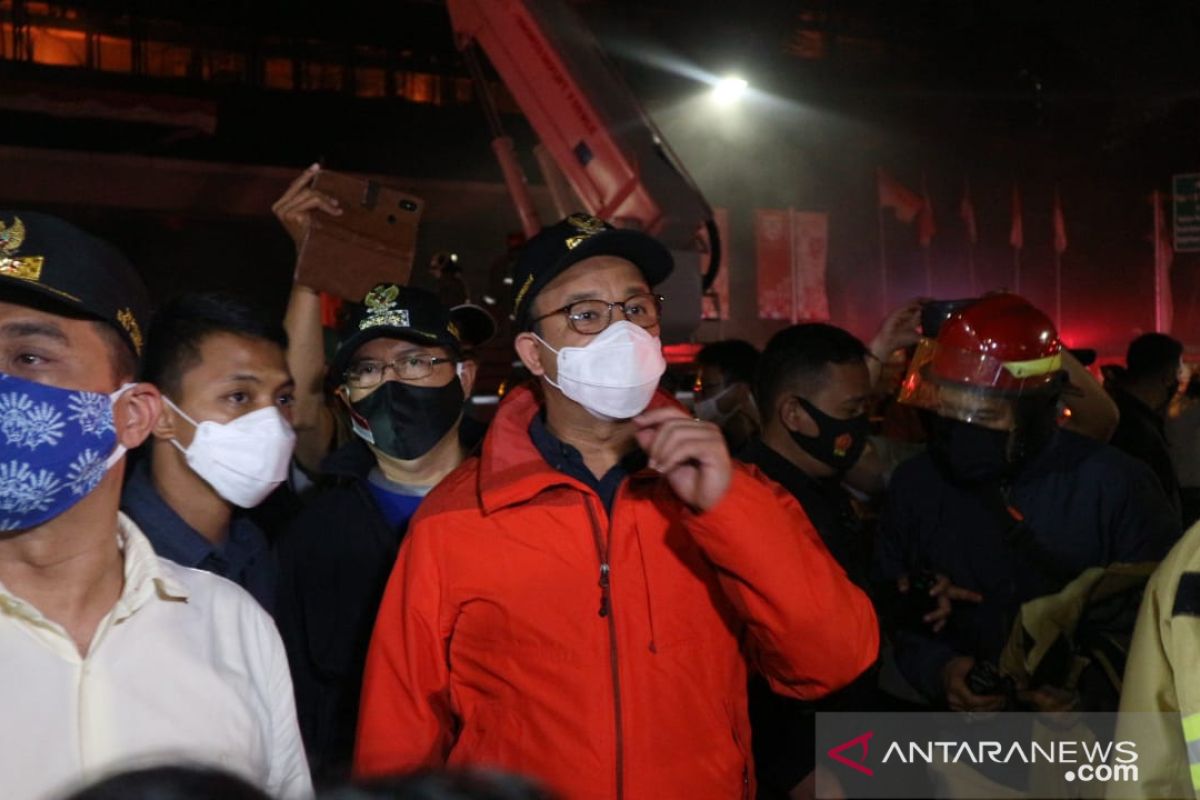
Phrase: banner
[
  {"left": 791, "top": 211, "right": 831, "bottom": 320},
  {"left": 755, "top": 208, "right": 793, "bottom": 319},
  {"left": 756, "top": 209, "right": 829, "bottom": 321},
  {"left": 1172, "top": 173, "right": 1200, "bottom": 252}
]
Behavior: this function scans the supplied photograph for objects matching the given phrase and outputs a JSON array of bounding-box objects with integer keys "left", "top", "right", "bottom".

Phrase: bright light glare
[{"left": 711, "top": 76, "right": 748, "bottom": 104}]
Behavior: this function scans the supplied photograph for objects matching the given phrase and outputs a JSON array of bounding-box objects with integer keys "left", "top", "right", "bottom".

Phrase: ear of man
[
  {"left": 456, "top": 358, "right": 478, "bottom": 397},
  {"left": 116, "top": 383, "right": 164, "bottom": 450},
  {"left": 780, "top": 393, "right": 817, "bottom": 437},
  {"left": 514, "top": 332, "right": 548, "bottom": 378}
]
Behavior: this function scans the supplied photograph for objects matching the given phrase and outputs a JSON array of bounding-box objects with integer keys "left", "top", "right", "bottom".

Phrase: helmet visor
[{"left": 898, "top": 338, "right": 1063, "bottom": 428}]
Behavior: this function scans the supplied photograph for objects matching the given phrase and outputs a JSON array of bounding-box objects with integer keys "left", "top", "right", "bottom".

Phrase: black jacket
[
  {"left": 274, "top": 440, "right": 404, "bottom": 785},
  {"left": 876, "top": 428, "right": 1179, "bottom": 703}
]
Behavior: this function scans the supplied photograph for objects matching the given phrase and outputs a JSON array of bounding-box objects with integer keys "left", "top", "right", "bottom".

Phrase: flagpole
[
  {"left": 923, "top": 247, "right": 932, "bottom": 296},
  {"left": 967, "top": 243, "right": 976, "bottom": 295},
  {"left": 1154, "top": 190, "right": 1163, "bottom": 332},
  {"left": 878, "top": 202, "right": 889, "bottom": 317},
  {"left": 1054, "top": 248, "right": 1063, "bottom": 332},
  {"left": 789, "top": 207, "right": 799, "bottom": 324},
  {"left": 1013, "top": 248, "right": 1021, "bottom": 294}
]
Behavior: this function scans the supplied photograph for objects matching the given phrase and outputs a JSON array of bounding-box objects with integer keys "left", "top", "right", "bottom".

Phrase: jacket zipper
[{"left": 585, "top": 497, "right": 624, "bottom": 800}]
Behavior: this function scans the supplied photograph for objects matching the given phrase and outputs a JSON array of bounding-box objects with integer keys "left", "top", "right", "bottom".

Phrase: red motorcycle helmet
[{"left": 900, "top": 294, "right": 1063, "bottom": 424}]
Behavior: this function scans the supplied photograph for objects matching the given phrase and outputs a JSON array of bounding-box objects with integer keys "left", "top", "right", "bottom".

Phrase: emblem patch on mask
[
  {"left": 360, "top": 284, "right": 411, "bottom": 331},
  {"left": 0, "top": 217, "right": 45, "bottom": 282},
  {"left": 833, "top": 432, "right": 854, "bottom": 458},
  {"left": 564, "top": 214, "right": 607, "bottom": 250}
]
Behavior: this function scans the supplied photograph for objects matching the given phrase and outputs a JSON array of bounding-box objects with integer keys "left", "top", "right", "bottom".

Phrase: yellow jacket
[{"left": 1119, "top": 525, "right": 1200, "bottom": 798}]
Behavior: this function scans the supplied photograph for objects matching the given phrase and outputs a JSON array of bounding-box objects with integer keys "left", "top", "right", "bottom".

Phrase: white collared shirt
[{"left": 0, "top": 513, "right": 312, "bottom": 800}]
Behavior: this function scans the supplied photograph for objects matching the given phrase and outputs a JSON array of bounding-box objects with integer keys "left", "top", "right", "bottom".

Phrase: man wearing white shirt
[{"left": 0, "top": 211, "right": 311, "bottom": 800}]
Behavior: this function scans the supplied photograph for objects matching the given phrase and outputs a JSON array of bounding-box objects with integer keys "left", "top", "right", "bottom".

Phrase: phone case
[{"left": 295, "top": 171, "right": 424, "bottom": 301}]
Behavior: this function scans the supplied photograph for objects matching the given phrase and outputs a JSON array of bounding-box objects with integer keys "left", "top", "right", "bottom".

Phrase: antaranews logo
[
  {"left": 827, "top": 731, "right": 875, "bottom": 777},
  {"left": 817, "top": 713, "right": 1150, "bottom": 799}
]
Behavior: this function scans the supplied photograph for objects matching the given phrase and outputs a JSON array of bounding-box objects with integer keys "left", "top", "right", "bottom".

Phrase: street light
[{"left": 711, "top": 76, "right": 748, "bottom": 105}]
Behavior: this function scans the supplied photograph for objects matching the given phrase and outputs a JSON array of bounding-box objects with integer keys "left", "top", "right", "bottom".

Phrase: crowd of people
[{"left": 2, "top": 164, "right": 1200, "bottom": 800}]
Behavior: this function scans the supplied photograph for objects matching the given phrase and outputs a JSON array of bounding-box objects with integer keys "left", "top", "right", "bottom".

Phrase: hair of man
[{"left": 141, "top": 292, "right": 288, "bottom": 397}]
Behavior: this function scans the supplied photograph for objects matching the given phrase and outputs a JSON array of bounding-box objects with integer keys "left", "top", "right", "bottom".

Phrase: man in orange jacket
[{"left": 355, "top": 213, "right": 879, "bottom": 799}]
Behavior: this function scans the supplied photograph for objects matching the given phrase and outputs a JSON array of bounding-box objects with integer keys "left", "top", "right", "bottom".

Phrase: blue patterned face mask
[{"left": 0, "top": 371, "right": 133, "bottom": 531}]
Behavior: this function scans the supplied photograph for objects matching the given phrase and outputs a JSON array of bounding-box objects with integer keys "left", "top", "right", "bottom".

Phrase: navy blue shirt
[
  {"left": 876, "top": 428, "right": 1179, "bottom": 701},
  {"left": 528, "top": 412, "right": 646, "bottom": 513},
  {"left": 121, "top": 459, "right": 278, "bottom": 613}
]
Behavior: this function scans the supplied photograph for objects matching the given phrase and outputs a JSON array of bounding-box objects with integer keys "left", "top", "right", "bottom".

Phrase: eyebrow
[
  {"left": 0, "top": 320, "right": 68, "bottom": 344},
  {"left": 558, "top": 286, "right": 652, "bottom": 307},
  {"left": 221, "top": 373, "right": 296, "bottom": 390}
]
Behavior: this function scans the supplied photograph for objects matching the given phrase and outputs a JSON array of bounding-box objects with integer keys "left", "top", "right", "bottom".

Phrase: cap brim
[
  {"left": 450, "top": 303, "right": 497, "bottom": 348},
  {"left": 329, "top": 326, "right": 459, "bottom": 386},
  {"left": 516, "top": 229, "right": 673, "bottom": 326},
  {"left": 0, "top": 274, "right": 96, "bottom": 320}
]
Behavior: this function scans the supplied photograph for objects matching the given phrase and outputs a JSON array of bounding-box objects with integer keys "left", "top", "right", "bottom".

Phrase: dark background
[{"left": 1, "top": 0, "right": 1197, "bottom": 356}]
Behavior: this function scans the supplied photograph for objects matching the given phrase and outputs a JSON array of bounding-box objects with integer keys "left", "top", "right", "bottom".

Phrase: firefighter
[{"left": 876, "top": 293, "right": 1178, "bottom": 711}]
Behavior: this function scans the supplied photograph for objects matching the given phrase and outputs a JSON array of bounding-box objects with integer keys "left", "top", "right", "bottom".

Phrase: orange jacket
[{"left": 355, "top": 386, "right": 878, "bottom": 799}]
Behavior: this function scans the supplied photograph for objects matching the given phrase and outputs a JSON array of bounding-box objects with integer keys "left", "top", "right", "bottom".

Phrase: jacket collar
[
  {"left": 477, "top": 383, "right": 678, "bottom": 515},
  {"left": 319, "top": 437, "right": 378, "bottom": 481}
]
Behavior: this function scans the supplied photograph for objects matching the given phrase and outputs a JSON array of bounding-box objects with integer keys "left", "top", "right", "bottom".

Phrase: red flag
[
  {"left": 1009, "top": 184, "right": 1024, "bottom": 250},
  {"left": 1052, "top": 187, "right": 1068, "bottom": 254},
  {"left": 877, "top": 168, "right": 923, "bottom": 223},
  {"left": 918, "top": 173, "right": 936, "bottom": 247},
  {"left": 960, "top": 180, "right": 977, "bottom": 245}
]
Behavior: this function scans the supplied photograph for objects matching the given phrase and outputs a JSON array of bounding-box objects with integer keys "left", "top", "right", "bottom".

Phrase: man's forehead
[
  {"left": 805, "top": 361, "right": 871, "bottom": 402},
  {"left": 541, "top": 255, "right": 647, "bottom": 297},
  {"left": 194, "top": 331, "right": 286, "bottom": 366},
  {"left": 0, "top": 299, "right": 83, "bottom": 337},
  {"left": 352, "top": 335, "right": 447, "bottom": 359}
]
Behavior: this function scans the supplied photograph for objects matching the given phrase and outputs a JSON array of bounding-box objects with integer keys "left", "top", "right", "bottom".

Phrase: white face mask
[
  {"left": 694, "top": 383, "right": 738, "bottom": 425},
  {"left": 164, "top": 398, "right": 297, "bottom": 508},
  {"left": 536, "top": 320, "right": 667, "bottom": 420}
]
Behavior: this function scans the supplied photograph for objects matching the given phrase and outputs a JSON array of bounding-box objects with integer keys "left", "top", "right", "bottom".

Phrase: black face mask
[
  {"left": 348, "top": 377, "right": 465, "bottom": 460},
  {"left": 928, "top": 416, "right": 1014, "bottom": 486},
  {"left": 789, "top": 396, "right": 870, "bottom": 472}
]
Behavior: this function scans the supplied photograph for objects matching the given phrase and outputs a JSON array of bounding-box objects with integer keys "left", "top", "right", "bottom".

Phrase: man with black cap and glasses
[
  {"left": 355, "top": 213, "right": 878, "bottom": 800},
  {"left": 274, "top": 282, "right": 478, "bottom": 783},
  {"left": 0, "top": 212, "right": 309, "bottom": 800}
]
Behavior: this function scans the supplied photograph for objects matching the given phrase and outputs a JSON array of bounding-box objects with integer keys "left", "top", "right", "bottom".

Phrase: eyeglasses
[
  {"left": 530, "top": 292, "right": 664, "bottom": 336},
  {"left": 344, "top": 354, "right": 457, "bottom": 389}
]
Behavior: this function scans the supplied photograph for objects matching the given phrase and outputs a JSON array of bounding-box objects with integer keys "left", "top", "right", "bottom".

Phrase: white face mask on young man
[
  {"left": 535, "top": 320, "right": 667, "bottom": 421},
  {"left": 163, "top": 398, "right": 296, "bottom": 508}
]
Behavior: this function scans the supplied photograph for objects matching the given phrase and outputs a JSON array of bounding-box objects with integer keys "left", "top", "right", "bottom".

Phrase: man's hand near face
[{"left": 633, "top": 406, "right": 732, "bottom": 512}]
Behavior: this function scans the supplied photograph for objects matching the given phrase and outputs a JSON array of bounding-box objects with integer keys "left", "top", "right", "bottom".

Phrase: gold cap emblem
[
  {"left": 512, "top": 274, "right": 535, "bottom": 315},
  {"left": 116, "top": 307, "right": 143, "bottom": 355},
  {"left": 564, "top": 214, "right": 607, "bottom": 250},
  {"left": 359, "top": 284, "right": 411, "bottom": 331},
  {"left": 0, "top": 217, "right": 44, "bottom": 282}
]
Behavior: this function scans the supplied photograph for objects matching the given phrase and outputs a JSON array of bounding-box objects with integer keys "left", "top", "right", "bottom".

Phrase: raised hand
[{"left": 633, "top": 406, "right": 732, "bottom": 513}]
